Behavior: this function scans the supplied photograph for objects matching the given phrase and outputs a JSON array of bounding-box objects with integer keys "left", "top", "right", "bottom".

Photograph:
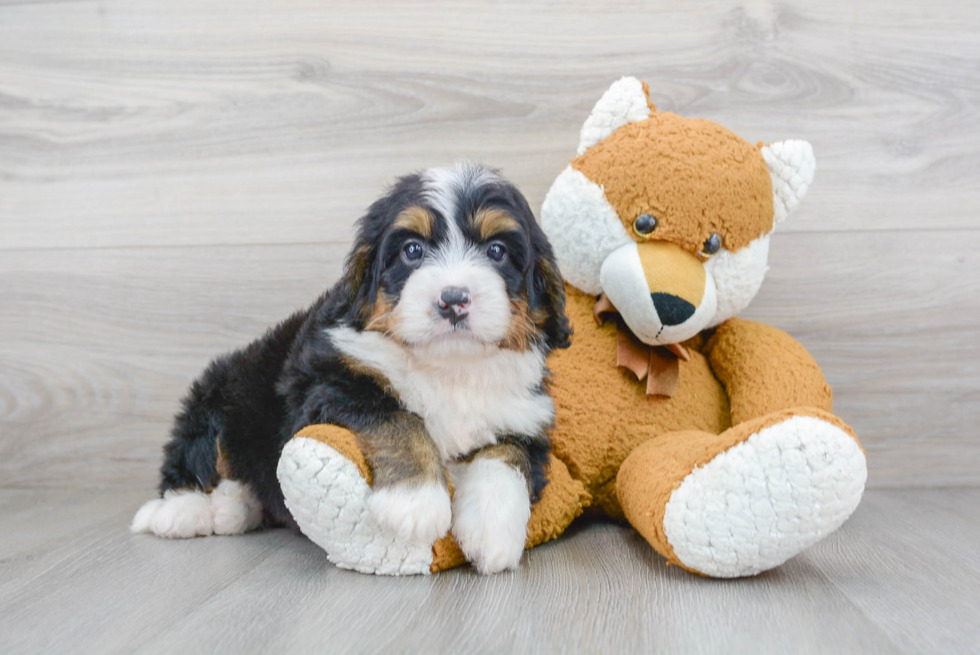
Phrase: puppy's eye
[
  {"left": 486, "top": 242, "right": 507, "bottom": 263},
  {"left": 633, "top": 213, "right": 658, "bottom": 237},
  {"left": 701, "top": 233, "right": 723, "bottom": 257},
  {"left": 401, "top": 241, "right": 425, "bottom": 264}
]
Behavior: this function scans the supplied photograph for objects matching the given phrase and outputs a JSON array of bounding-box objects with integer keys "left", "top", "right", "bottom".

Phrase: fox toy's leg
[
  {"left": 277, "top": 425, "right": 591, "bottom": 575},
  {"left": 617, "top": 407, "right": 866, "bottom": 578}
]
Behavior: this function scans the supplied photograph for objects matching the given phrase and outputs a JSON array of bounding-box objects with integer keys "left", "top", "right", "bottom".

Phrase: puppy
[{"left": 131, "top": 162, "right": 571, "bottom": 574}]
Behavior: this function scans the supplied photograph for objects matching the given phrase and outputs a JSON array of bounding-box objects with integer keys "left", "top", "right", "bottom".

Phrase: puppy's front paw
[
  {"left": 368, "top": 481, "right": 452, "bottom": 545},
  {"left": 451, "top": 459, "right": 531, "bottom": 575}
]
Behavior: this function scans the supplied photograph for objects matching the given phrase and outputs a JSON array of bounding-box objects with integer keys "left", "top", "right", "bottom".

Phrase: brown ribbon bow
[{"left": 593, "top": 294, "right": 690, "bottom": 398}]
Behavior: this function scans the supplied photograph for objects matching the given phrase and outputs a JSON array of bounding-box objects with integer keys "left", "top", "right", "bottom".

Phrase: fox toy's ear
[
  {"left": 761, "top": 140, "right": 816, "bottom": 225},
  {"left": 577, "top": 77, "right": 655, "bottom": 155}
]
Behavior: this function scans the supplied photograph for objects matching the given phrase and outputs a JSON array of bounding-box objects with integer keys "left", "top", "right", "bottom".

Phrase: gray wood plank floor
[{"left": 0, "top": 488, "right": 977, "bottom": 655}]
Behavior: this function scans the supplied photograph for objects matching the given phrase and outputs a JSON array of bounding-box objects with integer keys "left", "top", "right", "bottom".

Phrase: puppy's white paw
[
  {"left": 451, "top": 459, "right": 531, "bottom": 575},
  {"left": 210, "top": 479, "right": 263, "bottom": 535},
  {"left": 132, "top": 489, "right": 214, "bottom": 538},
  {"left": 368, "top": 481, "right": 452, "bottom": 544},
  {"left": 130, "top": 498, "right": 166, "bottom": 534}
]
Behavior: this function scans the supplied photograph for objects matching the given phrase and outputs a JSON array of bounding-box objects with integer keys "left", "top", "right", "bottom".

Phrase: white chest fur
[{"left": 326, "top": 327, "right": 555, "bottom": 461}]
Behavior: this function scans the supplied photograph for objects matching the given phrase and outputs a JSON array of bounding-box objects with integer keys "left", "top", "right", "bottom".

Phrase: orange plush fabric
[
  {"left": 295, "top": 424, "right": 373, "bottom": 485},
  {"left": 616, "top": 407, "right": 861, "bottom": 572},
  {"left": 572, "top": 111, "right": 774, "bottom": 255},
  {"left": 705, "top": 318, "right": 834, "bottom": 424},
  {"left": 284, "top": 78, "right": 866, "bottom": 578},
  {"left": 547, "top": 285, "right": 731, "bottom": 516}
]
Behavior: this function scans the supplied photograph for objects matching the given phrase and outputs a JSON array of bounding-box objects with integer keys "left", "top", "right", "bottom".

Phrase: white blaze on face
[
  {"left": 386, "top": 162, "right": 514, "bottom": 352},
  {"left": 391, "top": 247, "right": 512, "bottom": 349}
]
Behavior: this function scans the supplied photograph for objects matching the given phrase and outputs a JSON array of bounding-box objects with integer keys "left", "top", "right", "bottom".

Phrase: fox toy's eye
[
  {"left": 487, "top": 242, "right": 507, "bottom": 263},
  {"left": 633, "top": 213, "right": 658, "bottom": 237},
  {"left": 701, "top": 233, "right": 723, "bottom": 257},
  {"left": 401, "top": 241, "right": 425, "bottom": 263}
]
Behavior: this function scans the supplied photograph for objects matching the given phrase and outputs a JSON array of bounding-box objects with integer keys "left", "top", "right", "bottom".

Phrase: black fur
[{"left": 157, "top": 166, "right": 569, "bottom": 528}]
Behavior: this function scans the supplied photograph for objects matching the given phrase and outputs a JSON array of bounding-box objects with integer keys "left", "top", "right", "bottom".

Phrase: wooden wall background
[{"left": 1, "top": 0, "right": 978, "bottom": 490}]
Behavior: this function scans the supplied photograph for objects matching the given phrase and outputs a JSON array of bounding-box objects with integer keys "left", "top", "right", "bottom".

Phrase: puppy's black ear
[
  {"left": 528, "top": 232, "right": 572, "bottom": 351},
  {"left": 323, "top": 197, "right": 389, "bottom": 327},
  {"left": 337, "top": 240, "right": 376, "bottom": 325}
]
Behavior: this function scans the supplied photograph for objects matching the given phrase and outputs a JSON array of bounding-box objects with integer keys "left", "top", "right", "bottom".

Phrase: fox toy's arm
[{"left": 704, "top": 318, "right": 833, "bottom": 426}]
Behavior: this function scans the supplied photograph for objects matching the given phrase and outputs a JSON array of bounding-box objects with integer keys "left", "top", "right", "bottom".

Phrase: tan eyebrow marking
[
  {"left": 473, "top": 208, "right": 520, "bottom": 241},
  {"left": 392, "top": 206, "right": 434, "bottom": 239}
]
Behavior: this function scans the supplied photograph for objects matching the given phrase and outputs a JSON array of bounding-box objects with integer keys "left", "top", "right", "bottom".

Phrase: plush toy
[{"left": 276, "top": 77, "right": 868, "bottom": 577}]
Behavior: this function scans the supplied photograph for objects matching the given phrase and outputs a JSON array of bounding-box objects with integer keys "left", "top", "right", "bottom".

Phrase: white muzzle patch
[
  {"left": 599, "top": 242, "right": 717, "bottom": 345},
  {"left": 390, "top": 248, "right": 512, "bottom": 354}
]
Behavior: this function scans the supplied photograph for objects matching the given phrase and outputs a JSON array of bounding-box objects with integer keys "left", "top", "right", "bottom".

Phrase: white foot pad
[
  {"left": 277, "top": 436, "right": 434, "bottom": 576},
  {"left": 663, "top": 415, "right": 867, "bottom": 577}
]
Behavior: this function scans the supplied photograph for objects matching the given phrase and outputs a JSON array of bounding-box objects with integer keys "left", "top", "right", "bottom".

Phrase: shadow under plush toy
[{"left": 276, "top": 77, "right": 868, "bottom": 577}]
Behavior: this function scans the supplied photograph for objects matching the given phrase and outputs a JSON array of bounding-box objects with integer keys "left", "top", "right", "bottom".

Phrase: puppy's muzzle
[{"left": 437, "top": 286, "right": 470, "bottom": 326}]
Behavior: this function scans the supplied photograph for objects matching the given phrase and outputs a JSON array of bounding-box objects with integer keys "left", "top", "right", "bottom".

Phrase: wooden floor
[
  {"left": 2, "top": 0, "right": 980, "bottom": 652},
  {"left": 0, "top": 487, "right": 977, "bottom": 654}
]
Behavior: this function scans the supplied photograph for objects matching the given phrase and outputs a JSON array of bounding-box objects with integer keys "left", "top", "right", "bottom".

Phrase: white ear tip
[
  {"left": 577, "top": 76, "right": 652, "bottom": 155},
  {"left": 762, "top": 140, "right": 816, "bottom": 224}
]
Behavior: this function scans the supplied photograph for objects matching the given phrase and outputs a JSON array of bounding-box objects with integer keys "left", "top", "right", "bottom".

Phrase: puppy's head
[{"left": 337, "top": 162, "right": 570, "bottom": 357}]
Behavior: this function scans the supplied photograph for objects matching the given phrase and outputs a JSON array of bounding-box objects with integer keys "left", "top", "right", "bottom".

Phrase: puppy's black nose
[
  {"left": 437, "top": 286, "right": 471, "bottom": 324},
  {"left": 651, "top": 293, "right": 695, "bottom": 326}
]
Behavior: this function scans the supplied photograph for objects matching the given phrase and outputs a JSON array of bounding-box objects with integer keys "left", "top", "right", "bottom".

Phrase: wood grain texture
[
  {"left": 1, "top": 0, "right": 979, "bottom": 250},
  {"left": 1, "top": 1, "right": 978, "bottom": 487},
  {"left": 2, "top": 488, "right": 979, "bottom": 654},
  {"left": 1, "top": 231, "right": 977, "bottom": 488}
]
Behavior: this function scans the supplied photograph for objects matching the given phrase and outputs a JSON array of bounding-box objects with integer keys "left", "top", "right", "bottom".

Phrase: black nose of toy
[
  {"left": 437, "top": 286, "right": 471, "bottom": 325},
  {"left": 651, "top": 293, "right": 695, "bottom": 326}
]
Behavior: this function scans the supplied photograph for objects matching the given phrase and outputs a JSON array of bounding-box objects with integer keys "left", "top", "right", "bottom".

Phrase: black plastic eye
[
  {"left": 487, "top": 242, "right": 507, "bottom": 262},
  {"left": 633, "top": 213, "right": 658, "bottom": 237},
  {"left": 701, "top": 233, "right": 722, "bottom": 256},
  {"left": 401, "top": 241, "right": 425, "bottom": 263}
]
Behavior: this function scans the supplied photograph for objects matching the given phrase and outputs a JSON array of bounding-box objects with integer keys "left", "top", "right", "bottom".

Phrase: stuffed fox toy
[{"left": 276, "top": 77, "right": 868, "bottom": 577}]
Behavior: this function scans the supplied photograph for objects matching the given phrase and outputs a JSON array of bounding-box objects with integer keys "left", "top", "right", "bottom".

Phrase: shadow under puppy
[{"left": 132, "top": 162, "right": 571, "bottom": 574}]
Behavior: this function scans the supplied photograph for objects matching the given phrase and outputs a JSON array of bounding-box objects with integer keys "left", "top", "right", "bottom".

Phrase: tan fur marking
[
  {"left": 345, "top": 244, "right": 375, "bottom": 323},
  {"left": 347, "top": 245, "right": 372, "bottom": 288},
  {"left": 215, "top": 440, "right": 233, "bottom": 479},
  {"left": 358, "top": 412, "right": 445, "bottom": 490},
  {"left": 463, "top": 442, "right": 534, "bottom": 494},
  {"left": 364, "top": 292, "right": 394, "bottom": 335},
  {"left": 473, "top": 208, "right": 520, "bottom": 241},
  {"left": 393, "top": 206, "right": 434, "bottom": 239},
  {"left": 501, "top": 298, "right": 542, "bottom": 351}
]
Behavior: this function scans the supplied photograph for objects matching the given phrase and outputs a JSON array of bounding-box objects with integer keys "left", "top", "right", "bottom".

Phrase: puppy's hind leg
[
  {"left": 133, "top": 370, "right": 263, "bottom": 538},
  {"left": 131, "top": 480, "right": 263, "bottom": 539},
  {"left": 131, "top": 488, "right": 214, "bottom": 538}
]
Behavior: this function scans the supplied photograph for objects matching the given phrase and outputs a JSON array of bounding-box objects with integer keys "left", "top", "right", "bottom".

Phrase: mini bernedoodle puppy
[{"left": 132, "top": 162, "right": 571, "bottom": 574}]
